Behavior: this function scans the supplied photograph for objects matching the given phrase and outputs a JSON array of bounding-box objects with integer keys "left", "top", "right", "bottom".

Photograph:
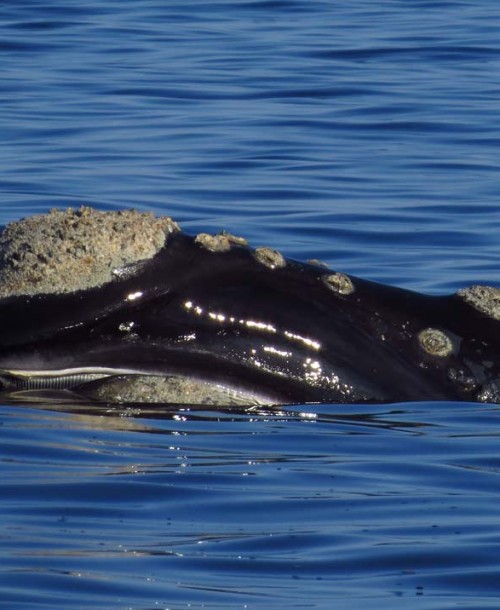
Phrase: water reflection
[
  {"left": 5, "top": 389, "right": 495, "bottom": 434},
  {"left": 2, "top": 396, "right": 500, "bottom": 609}
]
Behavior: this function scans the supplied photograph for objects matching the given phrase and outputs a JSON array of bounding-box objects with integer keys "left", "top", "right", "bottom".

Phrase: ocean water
[{"left": 1, "top": 1, "right": 500, "bottom": 608}]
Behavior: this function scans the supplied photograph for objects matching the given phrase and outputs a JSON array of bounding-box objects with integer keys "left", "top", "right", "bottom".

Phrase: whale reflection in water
[{"left": 0, "top": 206, "right": 497, "bottom": 406}]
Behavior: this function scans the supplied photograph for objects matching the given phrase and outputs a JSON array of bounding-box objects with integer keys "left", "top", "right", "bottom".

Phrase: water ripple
[{"left": 1, "top": 1, "right": 500, "bottom": 607}]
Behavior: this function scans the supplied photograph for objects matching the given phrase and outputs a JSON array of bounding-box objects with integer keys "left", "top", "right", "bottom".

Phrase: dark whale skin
[{"left": 0, "top": 230, "right": 497, "bottom": 405}]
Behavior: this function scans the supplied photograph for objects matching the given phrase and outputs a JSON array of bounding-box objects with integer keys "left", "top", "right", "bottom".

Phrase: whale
[{"left": 0, "top": 206, "right": 497, "bottom": 406}]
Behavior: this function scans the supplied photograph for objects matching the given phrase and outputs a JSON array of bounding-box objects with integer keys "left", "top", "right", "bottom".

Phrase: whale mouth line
[
  {"left": 0, "top": 367, "right": 281, "bottom": 407},
  {"left": 0, "top": 367, "right": 133, "bottom": 392},
  {"left": 0, "top": 366, "right": 139, "bottom": 379}
]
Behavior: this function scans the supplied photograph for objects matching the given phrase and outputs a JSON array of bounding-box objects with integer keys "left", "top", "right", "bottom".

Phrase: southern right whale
[{"left": 0, "top": 206, "right": 497, "bottom": 406}]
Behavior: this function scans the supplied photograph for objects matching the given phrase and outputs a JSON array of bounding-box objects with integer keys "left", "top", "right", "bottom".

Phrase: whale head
[{"left": 0, "top": 207, "right": 497, "bottom": 406}]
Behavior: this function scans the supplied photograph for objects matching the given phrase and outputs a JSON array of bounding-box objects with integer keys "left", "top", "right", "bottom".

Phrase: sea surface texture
[{"left": 1, "top": 2, "right": 500, "bottom": 609}]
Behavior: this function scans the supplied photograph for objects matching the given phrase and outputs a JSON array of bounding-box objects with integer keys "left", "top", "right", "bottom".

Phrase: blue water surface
[{"left": 1, "top": 1, "right": 500, "bottom": 608}]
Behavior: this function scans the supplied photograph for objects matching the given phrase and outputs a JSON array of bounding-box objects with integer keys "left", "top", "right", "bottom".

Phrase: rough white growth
[{"left": 0, "top": 206, "right": 179, "bottom": 297}]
